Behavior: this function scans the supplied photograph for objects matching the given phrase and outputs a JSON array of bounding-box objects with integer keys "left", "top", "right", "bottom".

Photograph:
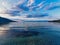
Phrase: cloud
[
  {"left": 0, "top": 0, "right": 60, "bottom": 21},
  {"left": 26, "top": 0, "right": 34, "bottom": 7},
  {"left": 28, "top": 1, "right": 46, "bottom": 11},
  {"left": 27, "top": 13, "right": 48, "bottom": 18},
  {"left": 44, "top": 2, "right": 60, "bottom": 10},
  {"left": 17, "top": 0, "right": 27, "bottom": 5},
  {"left": 47, "top": 6, "right": 60, "bottom": 10},
  {"left": 37, "top": 1, "right": 46, "bottom": 9},
  {"left": 48, "top": 8, "right": 60, "bottom": 19}
]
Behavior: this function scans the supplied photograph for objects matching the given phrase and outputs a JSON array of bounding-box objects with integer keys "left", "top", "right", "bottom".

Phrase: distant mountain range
[{"left": 0, "top": 17, "right": 15, "bottom": 25}]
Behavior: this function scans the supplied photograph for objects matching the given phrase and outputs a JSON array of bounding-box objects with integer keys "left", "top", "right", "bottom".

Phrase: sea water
[{"left": 0, "top": 21, "right": 60, "bottom": 45}]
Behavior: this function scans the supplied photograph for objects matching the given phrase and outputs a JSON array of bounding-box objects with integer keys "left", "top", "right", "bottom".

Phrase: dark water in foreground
[{"left": 0, "top": 21, "right": 60, "bottom": 45}]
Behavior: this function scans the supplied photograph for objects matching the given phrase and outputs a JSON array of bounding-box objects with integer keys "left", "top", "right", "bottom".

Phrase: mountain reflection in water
[{"left": 0, "top": 21, "right": 60, "bottom": 45}]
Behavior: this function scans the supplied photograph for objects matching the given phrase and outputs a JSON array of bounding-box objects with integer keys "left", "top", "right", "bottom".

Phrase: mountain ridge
[{"left": 0, "top": 17, "right": 15, "bottom": 25}]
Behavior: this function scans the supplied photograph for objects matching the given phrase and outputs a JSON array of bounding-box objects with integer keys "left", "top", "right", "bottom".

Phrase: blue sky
[{"left": 0, "top": 0, "right": 60, "bottom": 20}]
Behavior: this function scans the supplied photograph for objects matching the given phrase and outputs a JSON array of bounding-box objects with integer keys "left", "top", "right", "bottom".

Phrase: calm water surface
[{"left": 0, "top": 21, "right": 60, "bottom": 45}]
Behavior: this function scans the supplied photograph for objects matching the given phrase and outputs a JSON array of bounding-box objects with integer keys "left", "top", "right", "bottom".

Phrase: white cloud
[
  {"left": 26, "top": 0, "right": 34, "bottom": 7},
  {"left": 29, "top": 1, "right": 46, "bottom": 11},
  {"left": 37, "top": 1, "right": 46, "bottom": 8},
  {"left": 0, "top": 0, "right": 12, "bottom": 14},
  {"left": 0, "top": 14, "right": 12, "bottom": 18},
  {"left": 17, "top": 0, "right": 26, "bottom": 5},
  {"left": 1, "top": 1, "right": 12, "bottom": 10},
  {"left": 44, "top": 2, "right": 60, "bottom": 10}
]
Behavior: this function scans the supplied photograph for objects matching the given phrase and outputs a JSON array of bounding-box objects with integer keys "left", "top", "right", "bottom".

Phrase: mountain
[
  {"left": 49, "top": 20, "right": 60, "bottom": 22},
  {"left": 0, "top": 17, "right": 15, "bottom": 25}
]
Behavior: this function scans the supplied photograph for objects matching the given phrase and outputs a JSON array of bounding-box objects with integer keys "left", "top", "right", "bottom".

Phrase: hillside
[{"left": 0, "top": 17, "right": 15, "bottom": 24}]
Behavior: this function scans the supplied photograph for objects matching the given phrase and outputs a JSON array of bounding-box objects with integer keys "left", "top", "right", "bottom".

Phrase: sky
[{"left": 0, "top": 0, "right": 60, "bottom": 20}]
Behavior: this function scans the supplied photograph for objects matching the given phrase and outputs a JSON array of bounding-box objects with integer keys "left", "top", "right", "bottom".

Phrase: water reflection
[
  {"left": 0, "top": 21, "right": 41, "bottom": 38},
  {"left": 0, "top": 21, "right": 60, "bottom": 45}
]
